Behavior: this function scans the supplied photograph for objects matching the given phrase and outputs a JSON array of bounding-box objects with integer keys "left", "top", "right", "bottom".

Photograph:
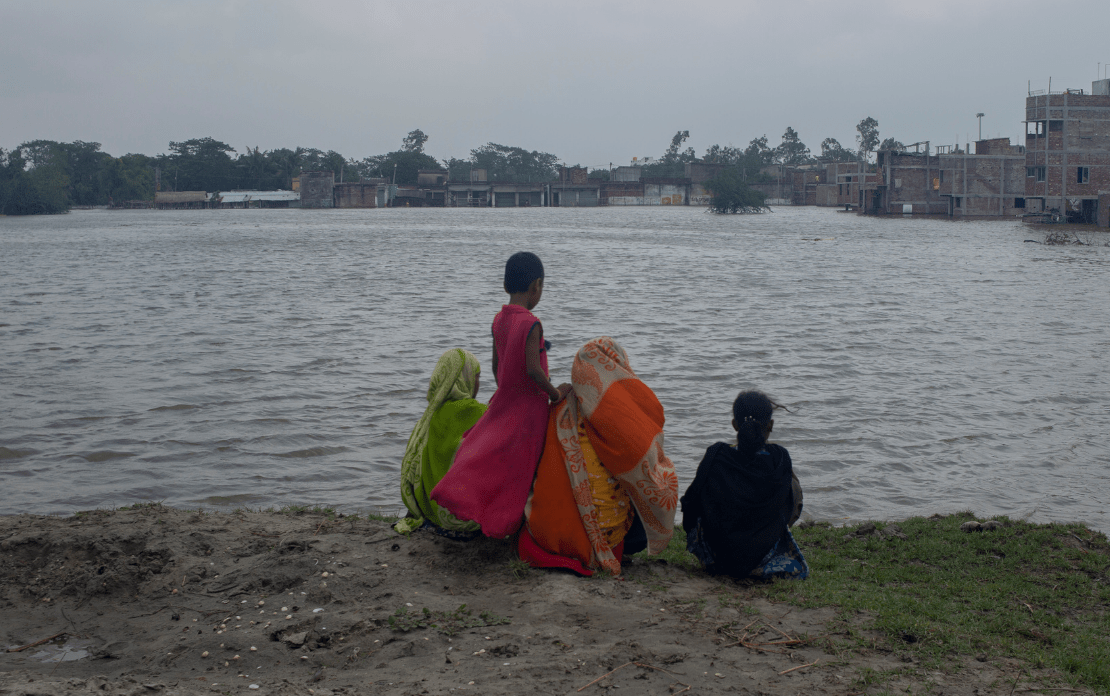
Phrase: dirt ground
[{"left": 0, "top": 507, "right": 1018, "bottom": 695}]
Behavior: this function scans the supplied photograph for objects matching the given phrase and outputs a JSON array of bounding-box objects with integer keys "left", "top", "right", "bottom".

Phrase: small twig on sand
[
  {"left": 1015, "top": 689, "right": 1093, "bottom": 694},
  {"left": 671, "top": 683, "right": 692, "bottom": 694},
  {"left": 1010, "top": 669, "right": 1027, "bottom": 696},
  {"left": 6, "top": 632, "right": 66, "bottom": 653},
  {"left": 314, "top": 522, "right": 326, "bottom": 536},
  {"left": 576, "top": 661, "right": 632, "bottom": 692},
  {"left": 779, "top": 660, "right": 819, "bottom": 675},
  {"left": 634, "top": 661, "right": 685, "bottom": 677},
  {"left": 765, "top": 622, "right": 794, "bottom": 640}
]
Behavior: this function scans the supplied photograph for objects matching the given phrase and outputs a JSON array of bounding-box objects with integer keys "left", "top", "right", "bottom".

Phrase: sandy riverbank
[{"left": 0, "top": 506, "right": 1074, "bottom": 695}]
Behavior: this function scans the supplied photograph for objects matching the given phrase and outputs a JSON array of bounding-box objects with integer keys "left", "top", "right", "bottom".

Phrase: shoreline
[{"left": 1, "top": 505, "right": 1106, "bottom": 695}]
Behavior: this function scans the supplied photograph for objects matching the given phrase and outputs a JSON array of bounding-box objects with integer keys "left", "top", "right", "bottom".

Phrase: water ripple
[{"left": 1, "top": 207, "right": 1108, "bottom": 529}]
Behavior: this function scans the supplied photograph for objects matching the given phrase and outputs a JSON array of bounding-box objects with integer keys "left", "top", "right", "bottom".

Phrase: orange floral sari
[{"left": 522, "top": 338, "right": 678, "bottom": 575}]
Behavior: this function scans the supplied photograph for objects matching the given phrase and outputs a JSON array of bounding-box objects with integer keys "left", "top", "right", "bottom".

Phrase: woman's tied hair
[{"left": 732, "top": 390, "right": 786, "bottom": 454}]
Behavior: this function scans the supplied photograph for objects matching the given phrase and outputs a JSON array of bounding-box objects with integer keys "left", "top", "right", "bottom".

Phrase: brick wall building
[{"left": 1024, "top": 79, "right": 1110, "bottom": 224}]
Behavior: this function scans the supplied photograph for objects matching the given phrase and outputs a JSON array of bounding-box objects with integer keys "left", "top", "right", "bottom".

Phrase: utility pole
[{"left": 976, "top": 113, "right": 985, "bottom": 141}]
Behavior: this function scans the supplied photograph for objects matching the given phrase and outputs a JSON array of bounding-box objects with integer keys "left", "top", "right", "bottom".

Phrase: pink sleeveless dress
[{"left": 431, "top": 305, "right": 550, "bottom": 538}]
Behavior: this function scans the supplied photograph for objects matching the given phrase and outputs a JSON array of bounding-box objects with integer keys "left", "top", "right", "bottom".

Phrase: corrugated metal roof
[{"left": 214, "top": 191, "right": 300, "bottom": 203}]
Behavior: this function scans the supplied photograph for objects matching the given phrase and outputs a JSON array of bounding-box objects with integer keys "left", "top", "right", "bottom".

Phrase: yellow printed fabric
[{"left": 577, "top": 416, "right": 633, "bottom": 549}]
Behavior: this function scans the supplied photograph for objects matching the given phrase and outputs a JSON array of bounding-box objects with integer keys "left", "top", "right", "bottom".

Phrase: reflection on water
[{"left": 1, "top": 208, "right": 1108, "bottom": 529}]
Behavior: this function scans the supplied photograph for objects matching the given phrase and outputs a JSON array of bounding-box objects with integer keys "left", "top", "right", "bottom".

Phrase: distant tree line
[{"left": 1, "top": 120, "right": 900, "bottom": 215}]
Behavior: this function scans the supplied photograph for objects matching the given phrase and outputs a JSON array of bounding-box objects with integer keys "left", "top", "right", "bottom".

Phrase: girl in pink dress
[{"left": 431, "top": 252, "right": 571, "bottom": 539}]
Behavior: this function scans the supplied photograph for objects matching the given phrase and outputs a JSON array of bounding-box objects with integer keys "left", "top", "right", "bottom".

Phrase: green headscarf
[{"left": 397, "top": 349, "right": 484, "bottom": 534}]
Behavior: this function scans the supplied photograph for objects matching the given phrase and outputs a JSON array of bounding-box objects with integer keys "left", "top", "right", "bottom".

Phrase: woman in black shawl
[{"left": 680, "top": 390, "right": 807, "bottom": 579}]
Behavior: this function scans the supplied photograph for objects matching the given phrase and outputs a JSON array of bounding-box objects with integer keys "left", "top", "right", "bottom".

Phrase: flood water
[{"left": 1, "top": 207, "right": 1108, "bottom": 530}]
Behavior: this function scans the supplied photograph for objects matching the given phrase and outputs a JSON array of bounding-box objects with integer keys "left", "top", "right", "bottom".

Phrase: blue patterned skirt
[{"left": 687, "top": 520, "right": 808, "bottom": 580}]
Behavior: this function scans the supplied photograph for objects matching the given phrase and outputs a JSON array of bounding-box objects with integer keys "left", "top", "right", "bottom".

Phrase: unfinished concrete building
[
  {"left": 1024, "top": 79, "right": 1110, "bottom": 224},
  {"left": 863, "top": 140, "right": 1025, "bottom": 216}
]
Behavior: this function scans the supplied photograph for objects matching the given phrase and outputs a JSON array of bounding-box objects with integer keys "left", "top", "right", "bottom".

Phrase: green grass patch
[
  {"left": 768, "top": 514, "right": 1110, "bottom": 693},
  {"left": 632, "top": 514, "right": 1110, "bottom": 693},
  {"left": 631, "top": 524, "right": 700, "bottom": 571}
]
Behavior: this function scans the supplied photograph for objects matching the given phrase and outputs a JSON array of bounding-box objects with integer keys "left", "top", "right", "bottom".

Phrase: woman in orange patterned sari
[{"left": 518, "top": 337, "right": 678, "bottom": 576}]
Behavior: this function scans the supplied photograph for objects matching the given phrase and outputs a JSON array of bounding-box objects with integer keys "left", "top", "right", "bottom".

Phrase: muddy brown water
[{"left": 1, "top": 207, "right": 1107, "bottom": 529}]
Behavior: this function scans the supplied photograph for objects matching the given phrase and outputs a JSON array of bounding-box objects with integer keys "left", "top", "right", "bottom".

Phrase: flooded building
[
  {"left": 299, "top": 171, "right": 335, "bottom": 208},
  {"left": 685, "top": 162, "right": 728, "bottom": 206},
  {"left": 815, "top": 162, "right": 871, "bottom": 208},
  {"left": 211, "top": 191, "right": 300, "bottom": 208},
  {"left": 550, "top": 166, "right": 599, "bottom": 206},
  {"left": 864, "top": 140, "right": 1025, "bottom": 216},
  {"left": 1024, "top": 79, "right": 1110, "bottom": 224},
  {"left": 334, "top": 180, "right": 387, "bottom": 208},
  {"left": 153, "top": 191, "right": 208, "bottom": 209}
]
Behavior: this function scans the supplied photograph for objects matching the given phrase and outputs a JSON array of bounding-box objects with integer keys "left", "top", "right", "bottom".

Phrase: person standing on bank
[{"left": 431, "top": 252, "right": 571, "bottom": 539}]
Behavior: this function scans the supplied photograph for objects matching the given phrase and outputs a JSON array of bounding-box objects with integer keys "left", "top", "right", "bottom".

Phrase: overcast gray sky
[{"left": 4, "top": 0, "right": 1109, "bottom": 167}]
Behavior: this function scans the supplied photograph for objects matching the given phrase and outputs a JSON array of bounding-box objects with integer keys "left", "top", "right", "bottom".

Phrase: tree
[
  {"left": 744, "top": 136, "right": 775, "bottom": 165},
  {"left": 104, "top": 154, "right": 155, "bottom": 202},
  {"left": 0, "top": 143, "right": 70, "bottom": 215},
  {"left": 663, "top": 130, "right": 690, "bottom": 163},
  {"left": 818, "top": 138, "right": 859, "bottom": 163},
  {"left": 856, "top": 117, "right": 879, "bottom": 161},
  {"left": 879, "top": 137, "right": 905, "bottom": 151},
  {"left": 703, "top": 167, "right": 769, "bottom": 214},
  {"left": 775, "top": 127, "right": 812, "bottom": 165},
  {"left": 640, "top": 130, "right": 697, "bottom": 178},
  {"left": 402, "top": 129, "right": 429, "bottom": 153},
  {"left": 587, "top": 168, "right": 610, "bottom": 181},
  {"left": 161, "top": 137, "right": 237, "bottom": 192},
  {"left": 364, "top": 150, "right": 441, "bottom": 185},
  {"left": 469, "top": 143, "right": 559, "bottom": 183}
]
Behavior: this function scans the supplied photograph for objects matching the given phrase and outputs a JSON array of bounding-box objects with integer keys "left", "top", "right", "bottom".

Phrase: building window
[
  {"left": 1077, "top": 167, "right": 1090, "bottom": 184},
  {"left": 1026, "top": 121, "right": 1045, "bottom": 137},
  {"left": 955, "top": 197, "right": 962, "bottom": 207},
  {"left": 1048, "top": 120, "right": 1063, "bottom": 132},
  {"left": 1027, "top": 166, "right": 1046, "bottom": 181},
  {"left": 932, "top": 177, "right": 940, "bottom": 191},
  {"left": 1015, "top": 198, "right": 1026, "bottom": 208}
]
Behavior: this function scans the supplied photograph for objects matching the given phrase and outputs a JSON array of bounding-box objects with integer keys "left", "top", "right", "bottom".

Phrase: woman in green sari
[{"left": 395, "top": 349, "right": 486, "bottom": 536}]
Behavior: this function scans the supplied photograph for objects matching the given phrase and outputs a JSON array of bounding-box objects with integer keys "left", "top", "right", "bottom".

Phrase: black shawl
[{"left": 680, "top": 442, "right": 794, "bottom": 577}]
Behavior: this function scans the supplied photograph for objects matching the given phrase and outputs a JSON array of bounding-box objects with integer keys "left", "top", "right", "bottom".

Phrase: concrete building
[
  {"left": 816, "top": 162, "right": 865, "bottom": 207},
  {"left": 299, "top": 171, "right": 335, "bottom": 208},
  {"left": 447, "top": 183, "right": 491, "bottom": 207},
  {"left": 334, "top": 181, "right": 386, "bottom": 208},
  {"left": 1024, "top": 79, "right": 1110, "bottom": 224},
  {"left": 685, "top": 162, "right": 728, "bottom": 205},
  {"left": 611, "top": 166, "right": 642, "bottom": 182},
  {"left": 863, "top": 139, "right": 1025, "bottom": 217},
  {"left": 417, "top": 169, "right": 448, "bottom": 187}
]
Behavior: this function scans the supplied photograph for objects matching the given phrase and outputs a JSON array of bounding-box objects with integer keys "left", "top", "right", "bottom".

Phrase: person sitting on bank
[
  {"left": 395, "top": 349, "right": 486, "bottom": 537},
  {"left": 680, "top": 389, "right": 807, "bottom": 580},
  {"left": 518, "top": 337, "right": 678, "bottom": 576}
]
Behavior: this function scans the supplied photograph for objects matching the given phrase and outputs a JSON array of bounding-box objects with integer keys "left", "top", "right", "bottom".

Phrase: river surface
[{"left": 1, "top": 207, "right": 1108, "bottom": 529}]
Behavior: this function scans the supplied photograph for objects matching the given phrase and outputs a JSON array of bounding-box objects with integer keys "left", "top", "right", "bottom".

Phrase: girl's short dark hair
[
  {"left": 732, "top": 390, "right": 785, "bottom": 454},
  {"left": 504, "top": 252, "right": 544, "bottom": 293}
]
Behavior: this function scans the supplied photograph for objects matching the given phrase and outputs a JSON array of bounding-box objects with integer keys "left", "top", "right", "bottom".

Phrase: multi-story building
[{"left": 1024, "top": 79, "right": 1110, "bottom": 224}]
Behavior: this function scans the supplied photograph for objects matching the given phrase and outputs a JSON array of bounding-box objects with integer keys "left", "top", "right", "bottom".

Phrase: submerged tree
[{"left": 703, "top": 168, "right": 769, "bottom": 214}]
